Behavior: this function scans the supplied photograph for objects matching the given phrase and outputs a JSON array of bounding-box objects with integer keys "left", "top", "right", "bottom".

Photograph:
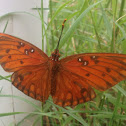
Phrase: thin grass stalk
[
  {"left": 115, "top": 0, "right": 125, "bottom": 39},
  {"left": 111, "top": 0, "right": 117, "bottom": 52},
  {"left": 41, "top": 0, "right": 44, "bottom": 51},
  {"left": 90, "top": 12, "right": 102, "bottom": 50},
  {"left": 3, "top": 20, "right": 9, "bottom": 33},
  {"left": 49, "top": 0, "right": 54, "bottom": 49},
  {"left": 109, "top": 90, "right": 121, "bottom": 126}
]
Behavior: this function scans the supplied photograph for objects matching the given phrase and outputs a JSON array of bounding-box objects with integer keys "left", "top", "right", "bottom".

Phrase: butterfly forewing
[
  {"left": 0, "top": 33, "right": 48, "bottom": 72},
  {"left": 60, "top": 53, "right": 126, "bottom": 91}
]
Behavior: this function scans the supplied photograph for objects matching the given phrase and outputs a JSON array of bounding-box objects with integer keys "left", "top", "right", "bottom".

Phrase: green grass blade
[
  {"left": 100, "top": 4, "right": 112, "bottom": 39},
  {"left": 0, "top": 112, "right": 26, "bottom": 117},
  {"left": 59, "top": 0, "right": 103, "bottom": 49},
  {"left": 0, "top": 75, "right": 11, "bottom": 82},
  {"left": 48, "top": 0, "right": 72, "bottom": 29},
  {"left": 109, "top": 91, "right": 121, "bottom": 126},
  {"left": 47, "top": 100, "right": 88, "bottom": 126}
]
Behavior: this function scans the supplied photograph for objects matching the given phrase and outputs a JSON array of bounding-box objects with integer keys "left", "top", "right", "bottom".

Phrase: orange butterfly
[{"left": 0, "top": 19, "right": 126, "bottom": 107}]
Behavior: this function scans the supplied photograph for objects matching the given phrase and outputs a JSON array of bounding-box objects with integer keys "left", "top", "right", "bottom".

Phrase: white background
[{"left": 0, "top": 0, "right": 49, "bottom": 125}]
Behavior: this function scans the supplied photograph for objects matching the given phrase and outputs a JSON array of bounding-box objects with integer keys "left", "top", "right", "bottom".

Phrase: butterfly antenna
[{"left": 56, "top": 19, "right": 67, "bottom": 51}]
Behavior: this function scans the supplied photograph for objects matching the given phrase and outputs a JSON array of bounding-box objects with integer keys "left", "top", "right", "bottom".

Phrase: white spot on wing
[
  {"left": 25, "top": 50, "right": 28, "bottom": 55},
  {"left": 30, "top": 49, "right": 34, "bottom": 53},
  {"left": 92, "top": 56, "right": 96, "bottom": 59},
  {"left": 20, "top": 42, "right": 23, "bottom": 46},
  {"left": 78, "top": 58, "right": 82, "bottom": 62},
  {"left": 83, "top": 61, "right": 88, "bottom": 66}
]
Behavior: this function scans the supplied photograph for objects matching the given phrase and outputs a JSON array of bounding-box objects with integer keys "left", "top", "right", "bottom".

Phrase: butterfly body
[
  {"left": 49, "top": 64, "right": 60, "bottom": 96},
  {"left": 1, "top": 33, "right": 126, "bottom": 107}
]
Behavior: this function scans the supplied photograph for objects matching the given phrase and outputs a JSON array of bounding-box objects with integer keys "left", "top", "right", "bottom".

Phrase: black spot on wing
[
  {"left": 85, "top": 73, "right": 90, "bottom": 77},
  {"left": 8, "top": 55, "right": 11, "bottom": 59},
  {"left": 94, "top": 60, "right": 99, "bottom": 64},
  {"left": 106, "top": 67, "right": 111, "bottom": 73},
  {"left": 17, "top": 46, "right": 21, "bottom": 49},
  {"left": 6, "top": 49, "right": 10, "bottom": 53},
  {"left": 20, "top": 61, "right": 24, "bottom": 64}
]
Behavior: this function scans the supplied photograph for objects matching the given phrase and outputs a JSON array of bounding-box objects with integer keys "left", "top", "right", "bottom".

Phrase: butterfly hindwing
[
  {"left": 51, "top": 67, "right": 96, "bottom": 107},
  {"left": 11, "top": 64, "right": 51, "bottom": 102}
]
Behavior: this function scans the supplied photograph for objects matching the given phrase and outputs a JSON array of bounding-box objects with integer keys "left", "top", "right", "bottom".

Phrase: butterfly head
[{"left": 50, "top": 49, "right": 60, "bottom": 61}]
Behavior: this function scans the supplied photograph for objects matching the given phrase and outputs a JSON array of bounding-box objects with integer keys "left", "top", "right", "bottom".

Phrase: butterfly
[{"left": 0, "top": 19, "right": 126, "bottom": 107}]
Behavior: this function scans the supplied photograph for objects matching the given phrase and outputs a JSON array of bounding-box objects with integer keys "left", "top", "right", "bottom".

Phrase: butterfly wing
[
  {"left": 11, "top": 64, "right": 50, "bottom": 102},
  {"left": 51, "top": 67, "right": 96, "bottom": 107},
  {"left": 61, "top": 53, "right": 126, "bottom": 91},
  {"left": 0, "top": 33, "right": 51, "bottom": 102},
  {"left": 0, "top": 33, "right": 48, "bottom": 72},
  {"left": 52, "top": 53, "right": 126, "bottom": 107}
]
